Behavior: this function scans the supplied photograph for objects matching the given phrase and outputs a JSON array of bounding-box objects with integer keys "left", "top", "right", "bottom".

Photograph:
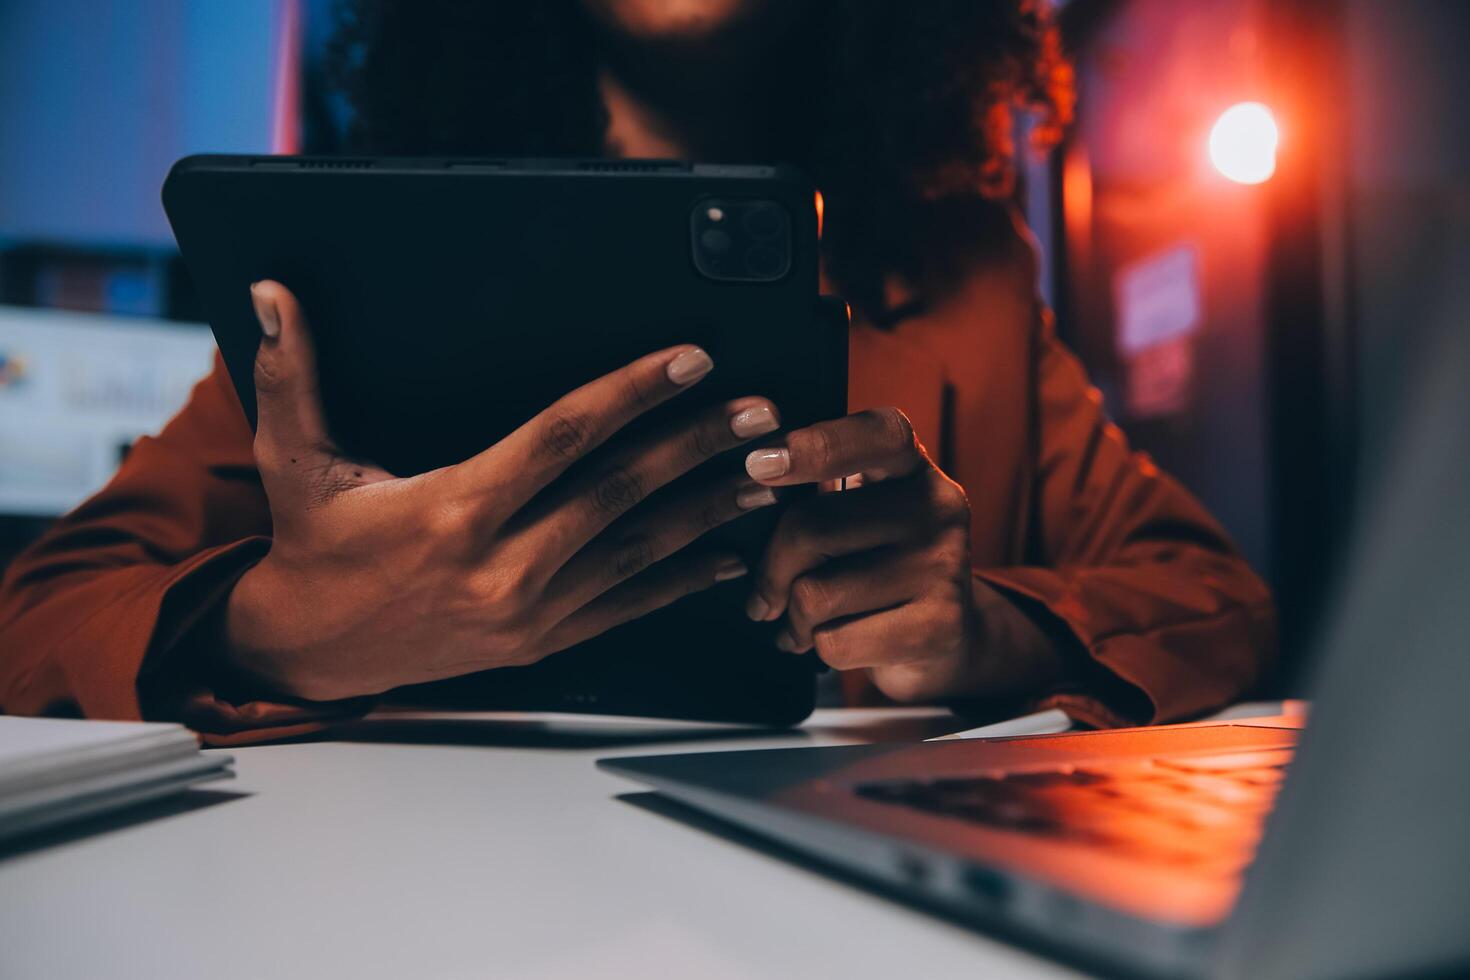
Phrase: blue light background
[{"left": 0, "top": 0, "right": 280, "bottom": 249}]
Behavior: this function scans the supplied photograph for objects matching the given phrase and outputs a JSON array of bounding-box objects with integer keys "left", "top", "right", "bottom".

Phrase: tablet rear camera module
[
  {"left": 692, "top": 198, "right": 791, "bottom": 282},
  {"left": 741, "top": 203, "right": 786, "bottom": 242}
]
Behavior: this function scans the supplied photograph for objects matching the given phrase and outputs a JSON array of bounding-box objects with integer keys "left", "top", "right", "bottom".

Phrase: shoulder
[
  {"left": 878, "top": 206, "right": 1042, "bottom": 367},
  {"left": 936, "top": 206, "right": 1041, "bottom": 320}
]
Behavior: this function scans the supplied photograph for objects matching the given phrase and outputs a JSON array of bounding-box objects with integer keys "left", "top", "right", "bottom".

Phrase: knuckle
[
  {"left": 612, "top": 535, "right": 656, "bottom": 579},
  {"left": 929, "top": 530, "right": 971, "bottom": 578},
  {"left": 926, "top": 589, "right": 967, "bottom": 629},
  {"left": 910, "top": 596, "right": 967, "bottom": 663},
  {"left": 699, "top": 497, "right": 731, "bottom": 531},
  {"left": 789, "top": 575, "right": 829, "bottom": 625},
  {"left": 591, "top": 465, "right": 644, "bottom": 517},
  {"left": 539, "top": 412, "right": 594, "bottom": 462},
  {"left": 801, "top": 422, "right": 842, "bottom": 467},
  {"left": 877, "top": 671, "right": 930, "bottom": 705},
  {"left": 624, "top": 366, "right": 664, "bottom": 411},
  {"left": 473, "top": 563, "right": 541, "bottom": 612},
  {"left": 874, "top": 406, "right": 916, "bottom": 451},
  {"left": 499, "top": 623, "right": 543, "bottom": 663},
  {"left": 929, "top": 476, "right": 971, "bottom": 526},
  {"left": 252, "top": 348, "right": 289, "bottom": 397},
  {"left": 425, "top": 498, "right": 475, "bottom": 539},
  {"left": 687, "top": 416, "right": 726, "bottom": 463},
  {"left": 813, "top": 627, "right": 849, "bottom": 669},
  {"left": 500, "top": 561, "right": 543, "bottom": 604},
  {"left": 931, "top": 548, "right": 967, "bottom": 581}
]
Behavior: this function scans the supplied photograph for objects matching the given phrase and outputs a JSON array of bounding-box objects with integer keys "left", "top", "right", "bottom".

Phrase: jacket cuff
[
  {"left": 138, "top": 538, "right": 373, "bottom": 745},
  {"left": 973, "top": 566, "right": 1165, "bottom": 726},
  {"left": 18, "top": 539, "right": 265, "bottom": 722}
]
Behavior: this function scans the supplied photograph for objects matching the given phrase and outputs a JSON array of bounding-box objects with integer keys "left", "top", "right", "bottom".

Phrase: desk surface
[{"left": 0, "top": 708, "right": 1086, "bottom": 980}]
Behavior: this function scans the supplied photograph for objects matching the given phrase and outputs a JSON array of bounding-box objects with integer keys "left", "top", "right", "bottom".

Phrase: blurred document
[{"left": 0, "top": 716, "right": 232, "bottom": 841}]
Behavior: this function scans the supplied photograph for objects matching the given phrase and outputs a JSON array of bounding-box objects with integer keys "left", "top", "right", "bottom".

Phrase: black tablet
[{"left": 162, "top": 155, "right": 846, "bottom": 727}]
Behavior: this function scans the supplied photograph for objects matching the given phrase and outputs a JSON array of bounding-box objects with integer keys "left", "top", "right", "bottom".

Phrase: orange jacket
[{"left": 0, "top": 234, "right": 1275, "bottom": 744}]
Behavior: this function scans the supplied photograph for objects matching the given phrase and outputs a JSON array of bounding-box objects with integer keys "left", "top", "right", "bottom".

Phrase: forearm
[
  {"left": 0, "top": 536, "right": 269, "bottom": 720},
  {"left": 974, "top": 549, "right": 1276, "bottom": 724},
  {"left": 997, "top": 320, "right": 1277, "bottom": 723}
]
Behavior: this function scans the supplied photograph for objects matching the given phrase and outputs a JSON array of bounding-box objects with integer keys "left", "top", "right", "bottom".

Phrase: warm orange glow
[
  {"left": 813, "top": 189, "right": 824, "bottom": 240},
  {"left": 1208, "top": 102, "right": 1278, "bottom": 185}
]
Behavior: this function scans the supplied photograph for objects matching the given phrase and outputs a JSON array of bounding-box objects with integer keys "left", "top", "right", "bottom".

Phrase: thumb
[
  {"left": 250, "top": 280, "right": 333, "bottom": 474},
  {"left": 248, "top": 280, "right": 396, "bottom": 514}
]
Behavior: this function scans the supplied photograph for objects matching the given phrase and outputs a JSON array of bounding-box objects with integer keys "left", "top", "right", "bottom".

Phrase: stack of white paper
[{"left": 0, "top": 716, "right": 233, "bottom": 841}]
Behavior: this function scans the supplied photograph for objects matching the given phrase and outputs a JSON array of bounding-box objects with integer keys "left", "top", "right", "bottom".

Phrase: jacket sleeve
[
  {"left": 0, "top": 356, "right": 367, "bottom": 745},
  {"left": 974, "top": 310, "right": 1278, "bottom": 727}
]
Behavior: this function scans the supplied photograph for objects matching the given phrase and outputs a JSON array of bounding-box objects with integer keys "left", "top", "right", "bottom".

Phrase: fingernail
[
  {"left": 730, "top": 404, "right": 780, "bottom": 438},
  {"left": 774, "top": 629, "right": 799, "bottom": 653},
  {"left": 714, "top": 558, "right": 748, "bottom": 582},
  {"left": 745, "top": 448, "right": 790, "bottom": 481},
  {"left": 250, "top": 282, "right": 280, "bottom": 339},
  {"left": 745, "top": 593, "right": 770, "bottom": 621},
  {"left": 735, "top": 485, "right": 777, "bottom": 510},
  {"left": 666, "top": 347, "right": 713, "bottom": 385}
]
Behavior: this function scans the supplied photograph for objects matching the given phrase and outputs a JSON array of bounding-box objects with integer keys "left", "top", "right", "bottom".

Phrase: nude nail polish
[
  {"left": 666, "top": 347, "right": 713, "bottom": 385},
  {"left": 250, "top": 282, "right": 280, "bottom": 339},
  {"left": 745, "top": 448, "right": 790, "bottom": 481},
  {"left": 774, "top": 630, "right": 798, "bottom": 653},
  {"left": 736, "top": 486, "right": 777, "bottom": 510},
  {"left": 730, "top": 405, "right": 779, "bottom": 438},
  {"left": 714, "top": 558, "right": 748, "bottom": 582},
  {"left": 745, "top": 593, "right": 770, "bottom": 621}
]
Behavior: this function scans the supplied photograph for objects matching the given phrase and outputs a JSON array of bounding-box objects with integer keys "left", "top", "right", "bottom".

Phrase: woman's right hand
[{"left": 224, "top": 281, "right": 781, "bottom": 701}]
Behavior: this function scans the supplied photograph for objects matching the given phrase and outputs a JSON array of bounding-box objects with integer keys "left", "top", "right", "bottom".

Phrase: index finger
[
  {"left": 453, "top": 345, "right": 713, "bottom": 510},
  {"left": 745, "top": 407, "right": 924, "bottom": 487}
]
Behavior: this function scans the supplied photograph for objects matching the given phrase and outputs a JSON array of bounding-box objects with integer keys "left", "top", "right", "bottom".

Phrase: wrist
[
  {"left": 952, "top": 578, "right": 1074, "bottom": 699},
  {"left": 222, "top": 557, "right": 339, "bottom": 701}
]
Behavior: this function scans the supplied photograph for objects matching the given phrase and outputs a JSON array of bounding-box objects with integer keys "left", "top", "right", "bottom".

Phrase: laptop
[{"left": 600, "top": 323, "right": 1470, "bottom": 979}]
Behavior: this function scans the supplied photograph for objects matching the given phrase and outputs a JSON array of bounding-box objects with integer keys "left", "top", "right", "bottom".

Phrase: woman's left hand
[
  {"left": 741, "top": 407, "right": 990, "bottom": 702},
  {"left": 744, "top": 407, "right": 1072, "bottom": 703}
]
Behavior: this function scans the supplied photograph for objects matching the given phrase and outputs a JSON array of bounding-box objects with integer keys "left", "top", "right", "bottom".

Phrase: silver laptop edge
[{"left": 1216, "top": 303, "right": 1470, "bottom": 980}]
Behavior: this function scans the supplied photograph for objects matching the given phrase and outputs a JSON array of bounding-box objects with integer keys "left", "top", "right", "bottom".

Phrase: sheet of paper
[{"left": 0, "top": 716, "right": 190, "bottom": 766}]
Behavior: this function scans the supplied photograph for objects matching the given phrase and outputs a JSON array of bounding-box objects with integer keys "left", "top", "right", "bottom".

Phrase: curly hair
[{"left": 328, "top": 0, "right": 1072, "bottom": 319}]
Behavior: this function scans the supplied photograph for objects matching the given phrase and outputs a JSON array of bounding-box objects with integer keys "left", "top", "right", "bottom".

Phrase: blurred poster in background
[
  {"left": 0, "top": 0, "right": 290, "bottom": 536},
  {"left": 0, "top": 309, "right": 215, "bottom": 516},
  {"left": 1114, "top": 245, "right": 1201, "bottom": 418}
]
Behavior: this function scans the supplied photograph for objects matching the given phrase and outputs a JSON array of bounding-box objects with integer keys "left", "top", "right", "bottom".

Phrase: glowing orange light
[
  {"left": 814, "top": 189, "right": 824, "bottom": 239},
  {"left": 1208, "top": 102, "right": 1278, "bottom": 185}
]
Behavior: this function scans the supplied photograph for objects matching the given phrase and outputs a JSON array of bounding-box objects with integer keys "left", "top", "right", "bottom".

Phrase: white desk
[{"left": 0, "top": 708, "right": 1086, "bottom": 980}]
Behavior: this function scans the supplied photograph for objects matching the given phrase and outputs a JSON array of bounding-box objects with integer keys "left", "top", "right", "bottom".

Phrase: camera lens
[
  {"left": 745, "top": 245, "right": 784, "bottom": 279},
  {"left": 742, "top": 205, "right": 783, "bottom": 241},
  {"left": 699, "top": 227, "right": 733, "bottom": 252}
]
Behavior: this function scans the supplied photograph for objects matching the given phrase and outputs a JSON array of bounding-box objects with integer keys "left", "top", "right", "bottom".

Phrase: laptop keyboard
[{"left": 853, "top": 748, "right": 1293, "bottom": 876}]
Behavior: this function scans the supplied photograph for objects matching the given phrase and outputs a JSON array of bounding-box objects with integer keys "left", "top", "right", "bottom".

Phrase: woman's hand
[
  {"left": 225, "top": 281, "right": 782, "bottom": 701},
  {"left": 743, "top": 407, "right": 1066, "bottom": 703}
]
